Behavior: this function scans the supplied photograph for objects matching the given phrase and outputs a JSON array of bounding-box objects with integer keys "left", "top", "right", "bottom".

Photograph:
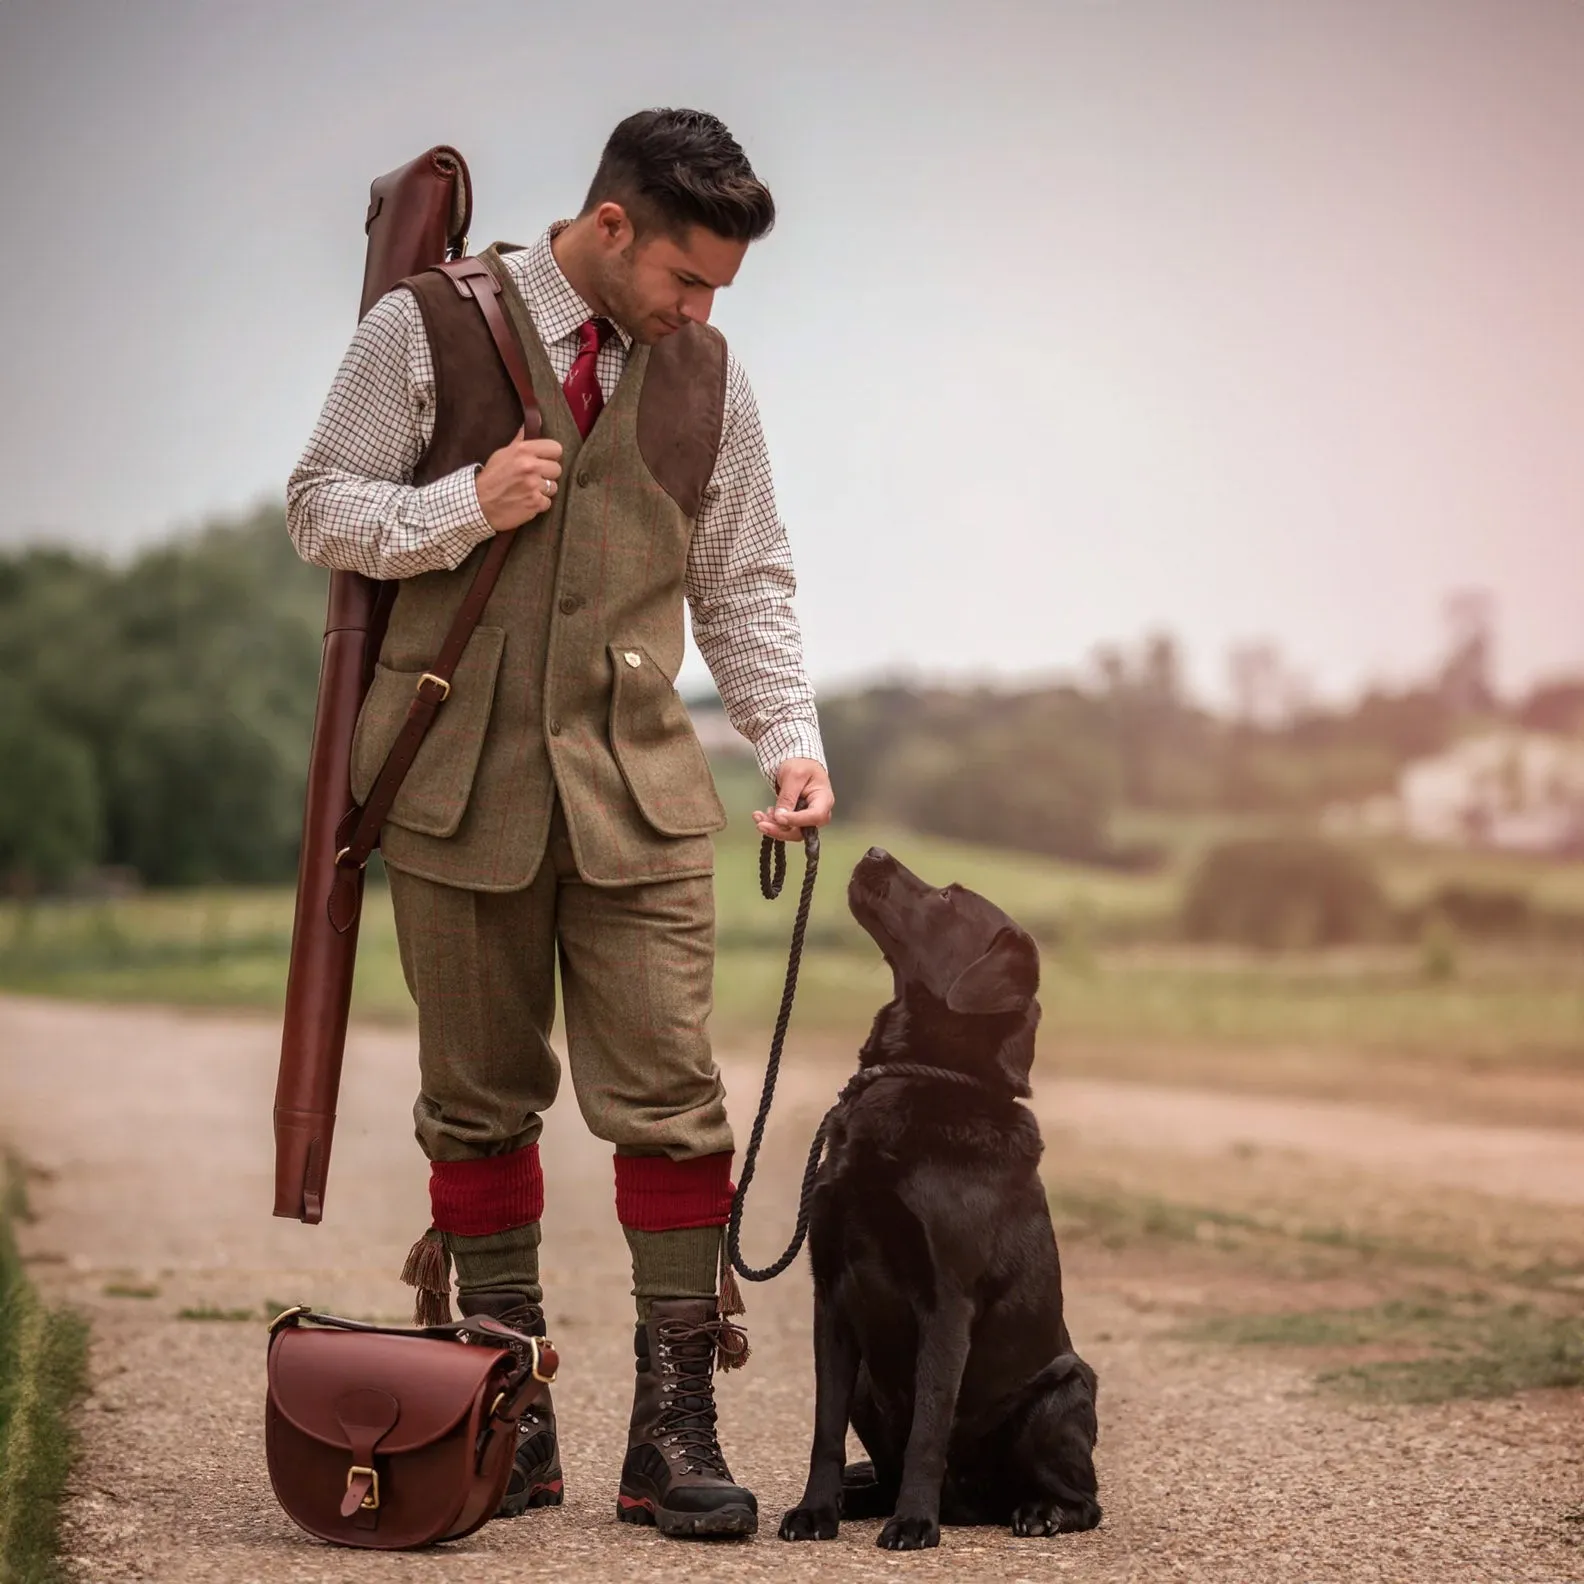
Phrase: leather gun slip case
[{"left": 272, "top": 147, "right": 473, "bottom": 1222}]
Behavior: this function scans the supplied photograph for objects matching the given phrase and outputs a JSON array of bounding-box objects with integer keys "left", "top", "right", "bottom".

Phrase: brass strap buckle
[
  {"left": 530, "top": 1335, "right": 557, "bottom": 1384},
  {"left": 417, "top": 672, "right": 451, "bottom": 702},
  {"left": 347, "top": 1464, "right": 380, "bottom": 1510}
]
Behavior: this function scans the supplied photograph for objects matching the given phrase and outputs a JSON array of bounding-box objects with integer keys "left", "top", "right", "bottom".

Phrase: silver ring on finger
[{"left": 544, "top": 479, "right": 557, "bottom": 496}]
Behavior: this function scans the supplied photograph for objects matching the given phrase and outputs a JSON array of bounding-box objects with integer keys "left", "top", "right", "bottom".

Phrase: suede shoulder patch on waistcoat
[{"left": 637, "top": 323, "right": 728, "bottom": 521}]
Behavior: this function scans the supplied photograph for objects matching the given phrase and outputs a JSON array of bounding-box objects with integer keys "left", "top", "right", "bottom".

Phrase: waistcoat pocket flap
[
  {"left": 607, "top": 644, "right": 728, "bottom": 838},
  {"left": 350, "top": 626, "right": 508, "bottom": 840}
]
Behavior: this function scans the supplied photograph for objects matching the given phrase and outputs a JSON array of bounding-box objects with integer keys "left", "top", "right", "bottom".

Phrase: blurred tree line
[
  {"left": 821, "top": 625, "right": 1577, "bottom": 867},
  {"left": 3, "top": 508, "right": 1579, "bottom": 893},
  {"left": 0, "top": 506, "right": 324, "bottom": 890}
]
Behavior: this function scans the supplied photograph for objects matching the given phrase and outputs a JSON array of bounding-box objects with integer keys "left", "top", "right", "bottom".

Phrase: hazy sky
[{"left": 2, "top": 0, "right": 1581, "bottom": 705}]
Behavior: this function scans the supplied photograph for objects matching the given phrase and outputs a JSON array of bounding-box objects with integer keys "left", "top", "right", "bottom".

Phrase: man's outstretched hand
[{"left": 754, "top": 758, "right": 835, "bottom": 842}]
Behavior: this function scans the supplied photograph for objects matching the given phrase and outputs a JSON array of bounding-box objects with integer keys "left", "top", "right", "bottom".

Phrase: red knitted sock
[
  {"left": 613, "top": 1151, "right": 734, "bottom": 1231},
  {"left": 429, "top": 1143, "right": 544, "bottom": 1237}
]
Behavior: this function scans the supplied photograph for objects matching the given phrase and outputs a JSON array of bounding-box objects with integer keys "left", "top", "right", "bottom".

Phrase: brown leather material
[
  {"left": 266, "top": 1308, "right": 558, "bottom": 1551},
  {"left": 636, "top": 324, "right": 729, "bottom": 520},
  {"left": 274, "top": 146, "right": 479, "bottom": 1223},
  {"left": 274, "top": 599, "right": 381, "bottom": 1222},
  {"left": 360, "top": 146, "right": 471, "bottom": 320},
  {"left": 430, "top": 257, "right": 544, "bottom": 442},
  {"left": 334, "top": 1389, "right": 399, "bottom": 1519},
  {"left": 403, "top": 264, "right": 527, "bottom": 489}
]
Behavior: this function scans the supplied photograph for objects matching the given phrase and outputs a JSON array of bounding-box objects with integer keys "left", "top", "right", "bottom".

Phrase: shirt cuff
[
  {"left": 427, "top": 464, "right": 495, "bottom": 565},
  {"left": 754, "top": 717, "right": 827, "bottom": 784}
]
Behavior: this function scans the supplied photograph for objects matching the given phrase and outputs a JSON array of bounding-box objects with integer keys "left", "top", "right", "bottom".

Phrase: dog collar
[{"left": 837, "top": 1063, "right": 997, "bottom": 1104}]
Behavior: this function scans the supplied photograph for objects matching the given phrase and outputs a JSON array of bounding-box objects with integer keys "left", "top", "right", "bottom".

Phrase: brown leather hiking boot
[
  {"left": 459, "top": 1289, "right": 563, "bottom": 1515},
  {"left": 616, "top": 1298, "right": 756, "bottom": 1537}
]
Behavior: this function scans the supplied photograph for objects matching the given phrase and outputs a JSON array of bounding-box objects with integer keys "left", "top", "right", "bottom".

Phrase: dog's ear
[
  {"left": 945, "top": 926, "right": 1040, "bottom": 1016},
  {"left": 994, "top": 1016, "right": 1038, "bottom": 1095}
]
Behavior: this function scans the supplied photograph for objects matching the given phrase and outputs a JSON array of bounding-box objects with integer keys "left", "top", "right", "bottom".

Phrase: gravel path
[{"left": 1, "top": 995, "right": 1579, "bottom": 1582}]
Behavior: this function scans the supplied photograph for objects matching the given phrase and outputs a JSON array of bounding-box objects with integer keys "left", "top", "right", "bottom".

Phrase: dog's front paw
[
  {"left": 779, "top": 1504, "right": 840, "bottom": 1541},
  {"left": 1011, "top": 1497, "right": 1102, "bottom": 1537},
  {"left": 877, "top": 1514, "right": 939, "bottom": 1550}
]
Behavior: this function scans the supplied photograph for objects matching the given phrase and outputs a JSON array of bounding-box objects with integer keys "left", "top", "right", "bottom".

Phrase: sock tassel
[
  {"left": 400, "top": 1226, "right": 454, "bottom": 1325},
  {"left": 715, "top": 1240, "right": 751, "bottom": 1372}
]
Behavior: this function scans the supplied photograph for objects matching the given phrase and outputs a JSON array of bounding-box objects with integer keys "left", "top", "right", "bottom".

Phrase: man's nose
[{"left": 681, "top": 289, "right": 716, "bottom": 325}]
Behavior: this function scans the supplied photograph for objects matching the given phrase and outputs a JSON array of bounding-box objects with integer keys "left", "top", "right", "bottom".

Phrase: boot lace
[{"left": 653, "top": 1318, "right": 742, "bottom": 1477}]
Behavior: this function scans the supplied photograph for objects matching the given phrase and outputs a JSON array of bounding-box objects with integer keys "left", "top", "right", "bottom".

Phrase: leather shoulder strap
[
  {"left": 432, "top": 256, "right": 542, "bottom": 440},
  {"left": 271, "top": 1306, "right": 556, "bottom": 1367},
  {"left": 326, "top": 260, "right": 542, "bottom": 929}
]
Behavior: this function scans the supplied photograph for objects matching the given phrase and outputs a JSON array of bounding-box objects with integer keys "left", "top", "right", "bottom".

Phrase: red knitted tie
[{"left": 563, "top": 317, "right": 611, "bottom": 438}]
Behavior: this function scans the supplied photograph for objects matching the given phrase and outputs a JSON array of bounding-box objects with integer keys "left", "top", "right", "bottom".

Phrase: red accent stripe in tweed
[
  {"left": 613, "top": 1151, "right": 735, "bottom": 1231},
  {"left": 429, "top": 1144, "right": 544, "bottom": 1236}
]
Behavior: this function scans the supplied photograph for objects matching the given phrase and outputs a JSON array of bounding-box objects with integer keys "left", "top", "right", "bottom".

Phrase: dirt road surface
[{"left": 2, "top": 995, "right": 1580, "bottom": 1582}]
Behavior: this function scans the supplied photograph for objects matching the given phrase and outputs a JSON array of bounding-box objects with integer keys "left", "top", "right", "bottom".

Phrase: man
[{"left": 287, "top": 108, "right": 832, "bottom": 1540}]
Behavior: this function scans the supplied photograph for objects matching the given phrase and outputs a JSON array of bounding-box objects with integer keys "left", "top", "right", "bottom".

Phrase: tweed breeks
[{"left": 388, "top": 800, "right": 732, "bottom": 1236}]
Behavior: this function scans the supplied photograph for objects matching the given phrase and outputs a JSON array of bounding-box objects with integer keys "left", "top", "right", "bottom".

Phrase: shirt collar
[{"left": 526, "top": 223, "right": 634, "bottom": 352}]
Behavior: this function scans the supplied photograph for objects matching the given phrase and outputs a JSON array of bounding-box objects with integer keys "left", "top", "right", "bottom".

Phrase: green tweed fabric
[
  {"left": 624, "top": 1225, "right": 724, "bottom": 1319},
  {"left": 390, "top": 804, "right": 732, "bottom": 1165},
  {"left": 446, "top": 1222, "right": 543, "bottom": 1308},
  {"left": 349, "top": 247, "right": 726, "bottom": 893}
]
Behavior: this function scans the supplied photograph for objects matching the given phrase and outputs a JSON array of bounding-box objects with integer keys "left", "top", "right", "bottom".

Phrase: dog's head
[{"left": 849, "top": 847, "right": 1040, "bottom": 1094}]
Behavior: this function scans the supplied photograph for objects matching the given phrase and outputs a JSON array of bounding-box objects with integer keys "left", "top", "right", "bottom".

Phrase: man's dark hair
[{"left": 582, "top": 109, "right": 775, "bottom": 243}]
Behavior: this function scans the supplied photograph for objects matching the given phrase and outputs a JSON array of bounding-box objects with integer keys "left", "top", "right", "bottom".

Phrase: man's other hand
[
  {"left": 475, "top": 429, "right": 565, "bottom": 530},
  {"left": 754, "top": 759, "right": 835, "bottom": 842}
]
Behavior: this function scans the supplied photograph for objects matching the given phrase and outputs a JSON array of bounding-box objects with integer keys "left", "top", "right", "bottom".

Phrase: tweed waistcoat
[{"left": 348, "top": 245, "right": 730, "bottom": 891}]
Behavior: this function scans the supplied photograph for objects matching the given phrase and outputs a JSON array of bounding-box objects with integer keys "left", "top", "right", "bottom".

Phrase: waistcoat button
[
  {"left": 548, "top": 719, "right": 562, "bottom": 736},
  {"left": 558, "top": 595, "right": 581, "bottom": 614},
  {"left": 576, "top": 470, "right": 591, "bottom": 488}
]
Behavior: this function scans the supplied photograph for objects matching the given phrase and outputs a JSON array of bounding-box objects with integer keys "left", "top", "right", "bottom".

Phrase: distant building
[{"left": 1323, "top": 730, "right": 1584, "bottom": 854}]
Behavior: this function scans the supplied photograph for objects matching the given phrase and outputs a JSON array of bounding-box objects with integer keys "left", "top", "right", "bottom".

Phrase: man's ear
[{"left": 945, "top": 927, "right": 1040, "bottom": 1015}]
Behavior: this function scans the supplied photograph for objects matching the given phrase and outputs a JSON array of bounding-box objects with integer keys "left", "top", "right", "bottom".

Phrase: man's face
[{"left": 591, "top": 204, "right": 748, "bottom": 344}]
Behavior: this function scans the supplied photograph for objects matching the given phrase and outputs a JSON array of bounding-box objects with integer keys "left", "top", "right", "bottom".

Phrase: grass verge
[
  {"left": 1051, "top": 1181, "right": 1584, "bottom": 1405},
  {"left": 0, "top": 1155, "right": 89, "bottom": 1584},
  {"left": 1180, "top": 1298, "right": 1584, "bottom": 1404}
]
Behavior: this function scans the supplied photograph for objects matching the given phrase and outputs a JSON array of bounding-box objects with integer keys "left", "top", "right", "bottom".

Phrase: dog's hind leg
[
  {"left": 1004, "top": 1353, "right": 1102, "bottom": 1538},
  {"left": 779, "top": 1294, "right": 863, "bottom": 1542},
  {"left": 841, "top": 1369, "right": 903, "bottom": 1518},
  {"left": 838, "top": 1459, "right": 898, "bottom": 1520}
]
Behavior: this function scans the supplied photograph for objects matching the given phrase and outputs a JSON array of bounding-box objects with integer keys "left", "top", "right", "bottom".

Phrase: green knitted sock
[
  {"left": 445, "top": 1222, "right": 542, "bottom": 1308},
  {"left": 623, "top": 1225, "right": 723, "bottom": 1319}
]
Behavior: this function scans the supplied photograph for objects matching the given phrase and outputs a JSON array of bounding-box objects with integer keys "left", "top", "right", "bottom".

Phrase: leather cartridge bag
[{"left": 266, "top": 1308, "right": 558, "bottom": 1550}]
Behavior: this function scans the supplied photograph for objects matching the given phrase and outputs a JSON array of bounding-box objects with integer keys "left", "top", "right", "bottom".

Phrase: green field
[{"left": 2, "top": 759, "right": 1582, "bottom": 1069}]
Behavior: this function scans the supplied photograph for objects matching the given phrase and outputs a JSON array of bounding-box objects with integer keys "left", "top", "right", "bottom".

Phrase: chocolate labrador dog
[{"left": 778, "top": 848, "right": 1101, "bottom": 1551}]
